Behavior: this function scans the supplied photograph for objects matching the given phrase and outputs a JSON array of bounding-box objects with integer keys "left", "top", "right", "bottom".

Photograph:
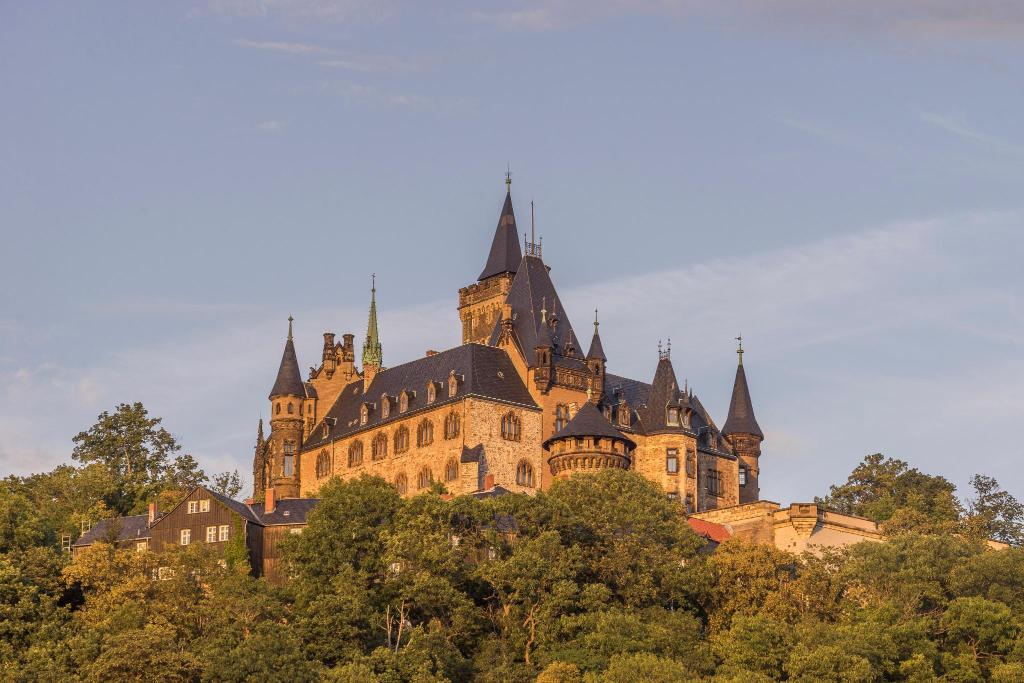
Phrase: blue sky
[{"left": 2, "top": 1, "right": 1022, "bottom": 504}]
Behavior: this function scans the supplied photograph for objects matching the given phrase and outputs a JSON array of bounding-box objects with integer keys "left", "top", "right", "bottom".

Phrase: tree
[
  {"left": 72, "top": 402, "right": 206, "bottom": 513},
  {"left": 965, "top": 475, "right": 1024, "bottom": 546},
  {"left": 212, "top": 470, "right": 244, "bottom": 499}
]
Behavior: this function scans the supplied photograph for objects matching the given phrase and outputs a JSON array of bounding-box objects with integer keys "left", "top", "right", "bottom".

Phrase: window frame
[
  {"left": 180, "top": 528, "right": 191, "bottom": 546},
  {"left": 666, "top": 448, "right": 679, "bottom": 475}
]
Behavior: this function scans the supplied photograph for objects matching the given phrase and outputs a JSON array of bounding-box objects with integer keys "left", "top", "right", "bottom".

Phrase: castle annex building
[{"left": 253, "top": 179, "right": 764, "bottom": 512}]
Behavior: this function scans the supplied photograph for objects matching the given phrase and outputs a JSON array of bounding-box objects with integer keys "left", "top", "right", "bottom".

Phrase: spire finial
[
  {"left": 540, "top": 296, "right": 547, "bottom": 324},
  {"left": 736, "top": 335, "right": 743, "bottom": 366},
  {"left": 594, "top": 309, "right": 599, "bottom": 332},
  {"left": 505, "top": 165, "right": 512, "bottom": 192},
  {"left": 287, "top": 315, "right": 294, "bottom": 341}
]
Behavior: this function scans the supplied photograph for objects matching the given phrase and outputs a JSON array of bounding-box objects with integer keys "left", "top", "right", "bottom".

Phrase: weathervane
[{"left": 736, "top": 335, "right": 744, "bottom": 366}]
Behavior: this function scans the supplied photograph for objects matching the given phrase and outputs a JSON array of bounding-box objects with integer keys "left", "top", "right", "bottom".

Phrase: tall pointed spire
[
  {"left": 269, "top": 317, "right": 304, "bottom": 398},
  {"left": 478, "top": 173, "right": 523, "bottom": 280},
  {"left": 587, "top": 308, "right": 606, "bottom": 361},
  {"left": 362, "top": 274, "right": 383, "bottom": 369},
  {"left": 722, "top": 339, "right": 762, "bottom": 438}
]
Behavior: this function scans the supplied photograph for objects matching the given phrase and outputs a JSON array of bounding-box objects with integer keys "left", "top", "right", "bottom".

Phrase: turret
[
  {"left": 721, "top": 337, "right": 764, "bottom": 504},
  {"left": 533, "top": 299, "right": 553, "bottom": 392},
  {"left": 457, "top": 173, "right": 522, "bottom": 344},
  {"left": 586, "top": 309, "right": 606, "bottom": 402},
  {"left": 268, "top": 317, "right": 304, "bottom": 498},
  {"left": 543, "top": 402, "right": 635, "bottom": 481},
  {"left": 362, "top": 277, "right": 383, "bottom": 390}
]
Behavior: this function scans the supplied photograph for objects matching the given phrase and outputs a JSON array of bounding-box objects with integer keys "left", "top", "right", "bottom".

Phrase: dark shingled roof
[
  {"left": 269, "top": 337, "right": 305, "bottom": 398},
  {"left": 543, "top": 402, "right": 636, "bottom": 450},
  {"left": 206, "top": 488, "right": 263, "bottom": 524},
  {"left": 586, "top": 328, "right": 606, "bottom": 361},
  {"left": 478, "top": 191, "right": 523, "bottom": 280},
  {"left": 488, "top": 255, "right": 579, "bottom": 358},
  {"left": 304, "top": 344, "right": 539, "bottom": 449},
  {"left": 722, "top": 364, "right": 763, "bottom": 439},
  {"left": 637, "top": 357, "right": 683, "bottom": 432},
  {"left": 460, "top": 444, "right": 484, "bottom": 463},
  {"left": 252, "top": 497, "right": 320, "bottom": 525},
  {"left": 72, "top": 514, "right": 150, "bottom": 547}
]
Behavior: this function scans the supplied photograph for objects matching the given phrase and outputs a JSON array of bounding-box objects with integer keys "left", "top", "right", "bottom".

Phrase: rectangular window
[
  {"left": 135, "top": 541, "right": 148, "bottom": 553},
  {"left": 289, "top": 527, "right": 303, "bottom": 535},
  {"left": 705, "top": 470, "right": 721, "bottom": 496},
  {"left": 206, "top": 526, "right": 217, "bottom": 543},
  {"left": 685, "top": 449, "right": 696, "bottom": 477},
  {"left": 666, "top": 449, "right": 679, "bottom": 474},
  {"left": 199, "top": 499, "right": 210, "bottom": 512},
  {"left": 187, "top": 501, "right": 198, "bottom": 514},
  {"left": 739, "top": 466, "right": 747, "bottom": 487},
  {"left": 283, "top": 454, "right": 294, "bottom": 477},
  {"left": 180, "top": 528, "right": 191, "bottom": 546},
  {"left": 219, "top": 525, "right": 229, "bottom": 542}
]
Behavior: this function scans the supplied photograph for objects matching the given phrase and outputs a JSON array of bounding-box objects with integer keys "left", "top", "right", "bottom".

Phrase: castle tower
[
  {"left": 457, "top": 174, "right": 522, "bottom": 344},
  {"left": 362, "top": 277, "right": 383, "bottom": 389},
  {"left": 585, "top": 310, "right": 606, "bottom": 403},
  {"left": 543, "top": 402, "right": 635, "bottom": 481},
  {"left": 721, "top": 338, "right": 764, "bottom": 504},
  {"left": 267, "top": 317, "right": 304, "bottom": 499}
]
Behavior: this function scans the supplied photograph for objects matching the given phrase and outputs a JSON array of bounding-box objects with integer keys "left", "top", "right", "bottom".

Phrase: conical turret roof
[
  {"left": 587, "top": 312, "right": 606, "bottom": 361},
  {"left": 478, "top": 189, "right": 522, "bottom": 281},
  {"left": 269, "top": 318, "right": 304, "bottom": 398},
  {"left": 543, "top": 402, "right": 635, "bottom": 450},
  {"left": 362, "top": 279, "right": 382, "bottom": 368},
  {"left": 722, "top": 363, "right": 763, "bottom": 439}
]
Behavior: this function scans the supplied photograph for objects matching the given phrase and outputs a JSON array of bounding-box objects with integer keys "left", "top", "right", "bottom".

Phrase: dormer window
[
  {"left": 426, "top": 382, "right": 436, "bottom": 404},
  {"left": 381, "top": 394, "right": 390, "bottom": 419},
  {"left": 448, "top": 371, "right": 458, "bottom": 398},
  {"left": 618, "top": 405, "right": 630, "bottom": 428},
  {"left": 399, "top": 391, "right": 409, "bottom": 413},
  {"left": 360, "top": 404, "right": 369, "bottom": 426},
  {"left": 667, "top": 406, "right": 680, "bottom": 426}
]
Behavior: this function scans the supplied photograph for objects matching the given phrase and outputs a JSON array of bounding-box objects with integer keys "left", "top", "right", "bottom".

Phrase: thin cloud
[
  {"left": 234, "top": 38, "right": 335, "bottom": 55},
  {"left": 921, "top": 112, "right": 1024, "bottom": 156},
  {"left": 209, "top": 0, "right": 395, "bottom": 21}
]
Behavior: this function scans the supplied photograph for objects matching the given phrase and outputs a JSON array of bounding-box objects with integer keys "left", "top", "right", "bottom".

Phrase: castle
[{"left": 252, "top": 177, "right": 764, "bottom": 513}]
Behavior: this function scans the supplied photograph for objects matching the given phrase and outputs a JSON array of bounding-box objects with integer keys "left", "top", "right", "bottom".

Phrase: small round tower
[
  {"left": 267, "top": 316, "right": 304, "bottom": 499},
  {"left": 543, "top": 402, "right": 636, "bottom": 481}
]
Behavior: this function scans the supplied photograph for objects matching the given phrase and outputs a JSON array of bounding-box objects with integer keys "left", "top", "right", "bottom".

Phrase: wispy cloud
[
  {"left": 233, "top": 38, "right": 335, "bottom": 55},
  {"left": 233, "top": 38, "right": 423, "bottom": 73},
  {"left": 209, "top": 0, "right": 396, "bottom": 21},
  {"left": 921, "top": 112, "right": 1024, "bottom": 156},
  {"left": 316, "top": 81, "right": 474, "bottom": 113}
]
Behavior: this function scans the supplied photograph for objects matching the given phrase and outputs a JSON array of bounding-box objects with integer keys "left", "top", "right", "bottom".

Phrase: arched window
[
  {"left": 416, "top": 419, "right": 434, "bottom": 447},
  {"left": 444, "top": 458, "right": 458, "bottom": 482},
  {"left": 501, "top": 412, "right": 521, "bottom": 442},
  {"left": 516, "top": 460, "right": 535, "bottom": 487},
  {"left": 417, "top": 466, "right": 433, "bottom": 490},
  {"left": 381, "top": 394, "right": 390, "bottom": 419},
  {"left": 348, "top": 440, "right": 363, "bottom": 467},
  {"left": 372, "top": 432, "right": 388, "bottom": 460},
  {"left": 394, "top": 426, "right": 410, "bottom": 454},
  {"left": 316, "top": 450, "right": 331, "bottom": 478},
  {"left": 426, "top": 383, "right": 436, "bottom": 404},
  {"left": 555, "top": 404, "right": 569, "bottom": 431},
  {"left": 287, "top": 402, "right": 294, "bottom": 414},
  {"left": 667, "top": 406, "right": 680, "bottom": 426},
  {"left": 276, "top": 402, "right": 281, "bottom": 415},
  {"left": 395, "top": 473, "right": 407, "bottom": 494},
  {"left": 444, "top": 412, "right": 460, "bottom": 440}
]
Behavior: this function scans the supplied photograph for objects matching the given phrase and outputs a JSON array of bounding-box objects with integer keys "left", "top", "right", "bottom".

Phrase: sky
[{"left": 1, "top": 1, "right": 1022, "bottom": 505}]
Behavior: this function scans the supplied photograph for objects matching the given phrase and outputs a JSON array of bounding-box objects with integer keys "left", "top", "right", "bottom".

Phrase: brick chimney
[
  {"left": 483, "top": 474, "right": 495, "bottom": 490},
  {"left": 148, "top": 502, "right": 157, "bottom": 525},
  {"left": 265, "top": 487, "right": 276, "bottom": 514}
]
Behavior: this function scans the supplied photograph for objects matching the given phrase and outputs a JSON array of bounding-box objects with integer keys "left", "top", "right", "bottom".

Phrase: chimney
[
  {"left": 148, "top": 502, "right": 157, "bottom": 525},
  {"left": 265, "top": 487, "right": 276, "bottom": 514},
  {"left": 426, "top": 349, "right": 438, "bottom": 357},
  {"left": 483, "top": 474, "right": 495, "bottom": 491}
]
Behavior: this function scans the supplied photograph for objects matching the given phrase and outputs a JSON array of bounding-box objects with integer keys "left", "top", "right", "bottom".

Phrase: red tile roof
[{"left": 688, "top": 517, "right": 731, "bottom": 543}]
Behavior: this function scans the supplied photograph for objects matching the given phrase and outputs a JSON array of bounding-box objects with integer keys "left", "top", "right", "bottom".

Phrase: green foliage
[
  {"left": 211, "top": 469, "right": 244, "bottom": 499},
  {"left": 3, "top": 433, "right": 1024, "bottom": 682}
]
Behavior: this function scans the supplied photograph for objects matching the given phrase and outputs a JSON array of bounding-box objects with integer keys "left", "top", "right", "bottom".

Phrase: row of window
[
  {"left": 664, "top": 448, "right": 739, "bottom": 497},
  {"left": 359, "top": 372, "right": 462, "bottom": 426},
  {"left": 186, "top": 499, "right": 211, "bottom": 514},
  {"left": 180, "top": 525, "right": 230, "bottom": 546}
]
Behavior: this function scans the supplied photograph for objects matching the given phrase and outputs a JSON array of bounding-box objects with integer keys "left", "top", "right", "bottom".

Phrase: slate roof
[
  {"left": 722, "top": 364, "right": 763, "bottom": 439},
  {"left": 72, "top": 514, "right": 151, "bottom": 547},
  {"left": 252, "top": 498, "right": 320, "bottom": 525},
  {"left": 542, "top": 402, "right": 636, "bottom": 450},
  {"left": 269, "top": 337, "right": 305, "bottom": 398},
  {"left": 488, "top": 255, "right": 579, "bottom": 358},
  {"left": 587, "top": 328, "right": 606, "bottom": 361},
  {"left": 303, "top": 344, "right": 539, "bottom": 450},
  {"left": 478, "top": 191, "right": 523, "bottom": 280},
  {"left": 207, "top": 488, "right": 263, "bottom": 524}
]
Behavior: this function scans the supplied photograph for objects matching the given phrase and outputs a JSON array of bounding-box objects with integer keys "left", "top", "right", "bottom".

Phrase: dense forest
[{"left": 1, "top": 403, "right": 1022, "bottom": 682}]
